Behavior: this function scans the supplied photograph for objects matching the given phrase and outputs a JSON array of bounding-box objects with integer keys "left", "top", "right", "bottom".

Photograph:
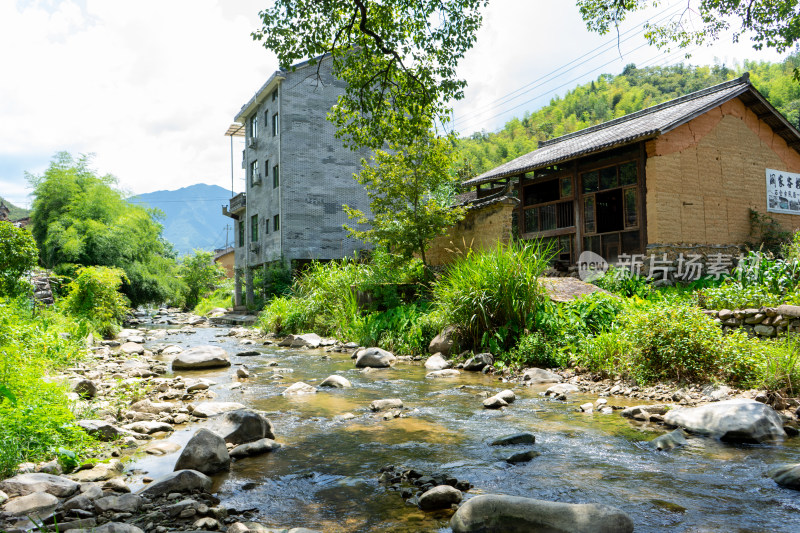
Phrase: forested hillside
[
  {"left": 0, "top": 196, "right": 30, "bottom": 219},
  {"left": 457, "top": 54, "right": 800, "bottom": 176}
]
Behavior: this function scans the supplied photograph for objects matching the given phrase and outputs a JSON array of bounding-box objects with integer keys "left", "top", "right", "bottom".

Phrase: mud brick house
[
  {"left": 437, "top": 74, "right": 800, "bottom": 269},
  {"left": 223, "top": 55, "right": 371, "bottom": 306}
]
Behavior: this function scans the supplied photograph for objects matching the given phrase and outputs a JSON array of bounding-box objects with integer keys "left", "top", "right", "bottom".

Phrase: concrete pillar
[
  {"left": 245, "top": 268, "right": 254, "bottom": 308},
  {"left": 234, "top": 269, "right": 242, "bottom": 307}
]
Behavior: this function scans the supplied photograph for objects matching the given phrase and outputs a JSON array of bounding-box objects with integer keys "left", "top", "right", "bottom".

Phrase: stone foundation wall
[{"left": 705, "top": 304, "right": 800, "bottom": 337}]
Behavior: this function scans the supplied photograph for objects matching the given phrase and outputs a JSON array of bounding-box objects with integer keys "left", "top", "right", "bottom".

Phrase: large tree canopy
[
  {"left": 252, "top": 0, "right": 488, "bottom": 148},
  {"left": 577, "top": 1, "right": 800, "bottom": 78},
  {"left": 28, "top": 152, "right": 183, "bottom": 307}
]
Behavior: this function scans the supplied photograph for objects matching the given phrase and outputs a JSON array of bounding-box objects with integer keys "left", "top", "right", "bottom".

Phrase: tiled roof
[{"left": 464, "top": 73, "right": 800, "bottom": 186}]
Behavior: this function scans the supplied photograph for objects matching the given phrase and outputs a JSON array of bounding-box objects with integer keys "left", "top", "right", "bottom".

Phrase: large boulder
[
  {"left": 191, "top": 401, "right": 247, "bottom": 418},
  {"left": 663, "top": 399, "right": 786, "bottom": 443},
  {"left": 424, "top": 353, "right": 451, "bottom": 370},
  {"left": 522, "top": 368, "right": 562, "bottom": 384},
  {"left": 429, "top": 325, "right": 457, "bottom": 356},
  {"left": 418, "top": 485, "right": 463, "bottom": 510},
  {"left": 129, "top": 399, "right": 174, "bottom": 415},
  {"left": 355, "top": 348, "right": 396, "bottom": 368},
  {"left": 491, "top": 433, "right": 535, "bottom": 446},
  {"left": 450, "top": 494, "right": 634, "bottom": 533},
  {"left": 138, "top": 470, "right": 212, "bottom": 497},
  {"left": 650, "top": 429, "right": 688, "bottom": 451},
  {"left": 282, "top": 382, "right": 317, "bottom": 396},
  {"left": 463, "top": 353, "right": 493, "bottom": 371},
  {"left": 0, "top": 472, "right": 80, "bottom": 498},
  {"left": 769, "top": 464, "right": 800, "bottom": 490},
  {"left": 76, "top": 420, "right": 125, "bottom": 441},
  {"left": 173, "top": 428, "right": 231, "bottom": 475},
  {"left": 209, "top": 409, "right": 275, "bottom": 445},
  {"left": 1, "top": 491, "right": 58, "bottom": 517},
  {"left": 229, "top": 438, "right": 282, "bottom": 458},
  {"left": 426, "top": 369, "right": 461, "bottom": 379},
  {"left": 369, "top": 398, "right": 403, "bottom": 412},
  {"left": 319, "top": 375, "right": 352, "bottom": 388},
  {"left": 172, "top": 346, "right": 231, "bottom": 370}
]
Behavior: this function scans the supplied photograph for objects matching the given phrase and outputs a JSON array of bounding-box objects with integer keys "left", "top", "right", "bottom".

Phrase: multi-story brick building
[{"left": 223, "top": 55, "right": 371, "bottom": 306}]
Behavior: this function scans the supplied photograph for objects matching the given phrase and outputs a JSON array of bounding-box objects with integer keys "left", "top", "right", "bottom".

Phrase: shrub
[
  {"left": 345, "top": 303, "right": 441, "bottom": 355},
  {"left": 502, "top": 331, "right": 564, "bottom": 369},
  {"left": 433, "top": 240, "right": 552, "bottom": 352},
  {"left": 574, "top": 329, "right": 633, "bottom": 378},
  {"left": 0, "top": 221, "right": 38, "bottom": 297},
  {"left": 622, "top": 302, "right": 725, "bottom": 383},
  {"left": 590, "top": 265, "right": 652, "bottom": 298},
  {"left": 734, "top": 250, "right": 800, "bottom": 295},
  {"left": 698, "top": 282, "right": 783, "bottom": 309},
  {"left": 63, "top": 266, "right": 130, "bottom": 338},
  {"left": 194, "top": 278, "right": 234, "bottom": 316},
  {"left": 180, "top": 250, "right": 225, "bottom": 310}
]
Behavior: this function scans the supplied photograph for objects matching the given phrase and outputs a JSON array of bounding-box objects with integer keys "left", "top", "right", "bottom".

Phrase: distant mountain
[
  {"left": 130, "top": 184, "right": 236, "bottom": 256},
  {"left": 0, "top": 196, "right": 30, "bottom": 220}
]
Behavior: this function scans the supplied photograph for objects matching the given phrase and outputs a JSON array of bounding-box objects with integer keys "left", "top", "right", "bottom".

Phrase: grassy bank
[{"left": 256, "top": 242, "right": 800, "bottom": 396}]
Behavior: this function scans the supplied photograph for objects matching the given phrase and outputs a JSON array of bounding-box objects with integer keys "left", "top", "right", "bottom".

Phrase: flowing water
[{"left": 132, "top": 325, "right": 800, "bottom": 532}]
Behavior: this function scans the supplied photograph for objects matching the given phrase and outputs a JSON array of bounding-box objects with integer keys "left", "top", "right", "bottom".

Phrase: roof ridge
[{"left": 537, "top": 73, "right": 751, "bottom": 149}]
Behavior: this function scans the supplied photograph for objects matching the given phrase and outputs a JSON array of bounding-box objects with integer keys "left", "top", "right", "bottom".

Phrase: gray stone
[
  {"left": 69, "top": 460, "right": 123, "bottom": 482},
  {"left": 355, "top": 347, "right": 396, "bottom": 368},
  {"left": 450, "top": 494, "right": 634, "bottom": 533},
  {"left": 522, "top": 368, "right": 562, "bottom": 384},
  {"left": 291, "top": 333, "right": 322, "bottom": 349},
  {"left": 0, "top": 489, "right": 7, "bottom": 505},
  {"left": 138, "top": 470, "right": 212, "bottom": 497},
  {"left": 424, "top": 353, "right": 451, "bottom": 370},
  {"left": 463, "top": 353, "right": 493, "bottom": 371},
  {"left": 369, "top": 398, "right": 403, "bottom": 412},
  {"left": 120, "top": 342, "right": 144, "bottom": 355},
  {"left": 545, "top": 383, "right": 579, "bottom": 396},
  {"left": 769, "top": 463, "right": 800, "bottom": 490},
  {"left": 76, "top": 420, "right": 124, "bottom": 441},
  {"left": 192, "top": 401, "right": 247, "bottom": 418},
  {"left": 496, "top": 389, "right": 515, "bottom": 404},
  {"left": 506, "top": 450, "right": 539, "bottom": 464},
  {"left": 620, "top": 404, "right": 672, "bottom": 419},
  {"left": 209, "top": 409, "right": 276, "bottom": 444},
  {"left": 1, "top": 491, "right": 58, "bottom": 517},
  {"left": 72, "top": 378, "right": 97, "bottom": 398},
  {"left": 129, "top": 399, "right": 174, "bottom": 415},
  {"left": 123, "top": 420, "right": 174, "bottom": 435},
  {"left": 144, "top": 440, "right": 182, "bottom": 455},
  {"left": 78, "top": 523, "right": 144, "bottom": 533},
  {"left": 0, "top": 472, "right": 80, "bottom": 498},
  {"left": 483, "top": 396, "right": 508, "bottom": 409},
  {"left": 418, "top": 485, "right": 462, "bottom": 510},
  {"left": 755, "top": 324, "right": 776, "bottom": 336},
  {"left": 776, "top": 304, "right": 800, "bottom": 318},
  {"left": 429, "top": 325, "right": 457, "bottom": 356},
  {"left": 282, "top": 381, "right": 317, "bottom": 395},
  {"left": 663, "top": 399, "right": 786, "bottom": 443},
  {"left": 230, "top": 438, "right": 282, "bottom": 458},
  {"left": 174, "top": 428, "right": 231, "bottom": 475},
  {"left": 236, "top": 350, "right": 261, "bottom": 357},
  {"left": 319, "top": 375, "right": 352, "bottom": 388},
  {"left": 172, "top": 346, "right": 231, "bottom": 370},
  {"left": 650, "top": 429, "right": 688, "bottom": 451},
  {"left": 237, "top": 367, "right": 250, "bottom": 379},
  {"left": 491, "top": 432, "right": 535, "bottom": 446},
  {"left": 94, "top": 493, "right": 142, "bottom": 513},
  {"left": 426, "top": 369, "right": 461, "bottom": 378}
]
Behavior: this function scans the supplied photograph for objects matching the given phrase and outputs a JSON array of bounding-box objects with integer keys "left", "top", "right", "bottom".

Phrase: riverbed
[{"left": 131, "top": 323, "right": 800, "bottom": 532}]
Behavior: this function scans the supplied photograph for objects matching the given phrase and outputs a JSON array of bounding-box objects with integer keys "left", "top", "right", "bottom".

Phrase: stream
[{"left": 130, "top": 323, "right": 800, "bottom": 532}]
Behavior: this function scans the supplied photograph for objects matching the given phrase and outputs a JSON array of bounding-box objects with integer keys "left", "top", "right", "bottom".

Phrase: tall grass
[
  {"left": 433, "top": 240, "right": 553, "bottom": 352},
  {"left": 0, "top": 297, "right": 94, "bottom": 477}
]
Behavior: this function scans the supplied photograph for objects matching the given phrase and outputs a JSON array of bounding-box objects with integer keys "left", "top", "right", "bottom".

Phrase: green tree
[
  {"left": 577, "top": 0, "right": 800, "bottom": 79},
  {"left": 344, "top": 134, "right": 466, "bottom": 267},
  {"left": 27, "top": 152, "right": 183, "bottom": 307},
  {"left": 0, "top": 221, "right": 38, "bottom": 297},
  {"left": 63, "top": 266, "right": 130, "bottom": 338},
  {"left": 252, "top": 0, "right": 488, "bottom": 148},
  {"left": 180, "top": 250, "right": 226, "bottom": 310}
]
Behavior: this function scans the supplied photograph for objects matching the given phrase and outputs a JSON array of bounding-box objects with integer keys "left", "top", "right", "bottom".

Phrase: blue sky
[{"left": 0, "top": 0, "right": 787, "bottom": 208}]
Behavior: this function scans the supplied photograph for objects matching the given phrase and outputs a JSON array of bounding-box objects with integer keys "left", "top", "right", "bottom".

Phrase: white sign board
[{"left": 766, "top": 168, "right": 800, "bottom": 215}]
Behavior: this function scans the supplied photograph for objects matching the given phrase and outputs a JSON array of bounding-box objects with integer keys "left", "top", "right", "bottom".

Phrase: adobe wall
[
  {"left": 426, "top": 200, "right": 517, "bottom": 266},
  {"left": 645, "top": 97, "right": 800, "bottom": 245}
]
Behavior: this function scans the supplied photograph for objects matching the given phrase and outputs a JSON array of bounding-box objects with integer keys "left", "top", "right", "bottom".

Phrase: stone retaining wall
[{"left": 705, "top": 304, "right": 800, "bottom": 337}]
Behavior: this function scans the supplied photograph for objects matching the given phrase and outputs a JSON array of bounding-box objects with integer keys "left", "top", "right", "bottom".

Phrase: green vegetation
[
  {"left": 28, "top": 152, "right": 184, "bottom": 307},
  {"left": 344, "top": 133, "right": 466, "bottom": 268},
  {"left": 577, "top": 0, "right": 800, "bottom": 80},
  {"left": 62, "top": 266, "right": 130, "bottom": 338},
  {"left": 0, "top": 221, "right": 38, "bottom": 297},
  {"left": 194, "top": 278, "right": 234, "bottom": 316},
  {"left": 457, "top": 57, "right": 800, "bottom": 175},
  {"left": 179, "top": 250, "right": 225, "bottom": 310},
  {"left": 0, "top": 296, "right": 95, "bottom": 477}
]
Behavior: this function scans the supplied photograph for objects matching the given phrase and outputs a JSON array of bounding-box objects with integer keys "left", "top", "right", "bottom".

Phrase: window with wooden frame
[{"left": 522, "top": 175, "right": 574, "bottom": 234}]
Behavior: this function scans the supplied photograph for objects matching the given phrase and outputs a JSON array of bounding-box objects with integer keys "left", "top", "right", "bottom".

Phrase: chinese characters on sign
[
  {"left": 577, "top": 251, "right": 749, "bottom": 282},
  {"left": 766, "top": 168, "right": 800, "bottom": 215}
]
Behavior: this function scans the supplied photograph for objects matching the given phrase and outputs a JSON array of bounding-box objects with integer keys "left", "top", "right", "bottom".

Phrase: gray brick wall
[{"left": 237, "top": 57, "right": 371, "bottom": 268}]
